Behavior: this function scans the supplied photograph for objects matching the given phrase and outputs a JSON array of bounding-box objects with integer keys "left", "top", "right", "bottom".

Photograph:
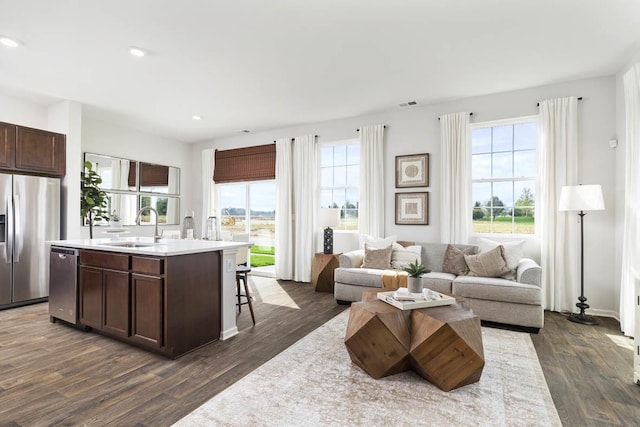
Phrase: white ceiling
[{"left": 1, "top": 0, "right": 639, "bottom": 143}]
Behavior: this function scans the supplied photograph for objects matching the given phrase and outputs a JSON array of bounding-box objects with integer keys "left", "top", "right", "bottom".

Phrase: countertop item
[{"left": 46, "top": 237, "right": 250, "bottom": 256}]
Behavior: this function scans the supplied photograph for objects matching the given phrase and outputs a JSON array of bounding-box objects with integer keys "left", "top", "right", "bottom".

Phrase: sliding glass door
[{"left": 218, "top": 181, "right": 276, "bottom": 272}]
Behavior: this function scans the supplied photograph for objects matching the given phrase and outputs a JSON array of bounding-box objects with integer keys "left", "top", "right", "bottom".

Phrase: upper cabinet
[{"left": 0, "top": 121, "right": 66, "bottom": 177}]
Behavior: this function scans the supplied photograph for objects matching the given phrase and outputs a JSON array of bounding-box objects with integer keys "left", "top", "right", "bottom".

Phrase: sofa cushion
[
  {"left": 420, "top": 272, "right": 455, "bottom": 294},
  {"left": 362, "top": 243, "right": 393, "bottom": 269},
  {"left": 335, "top": 267, "right": 386, "bottom": 288},
  {"left": 421, "top": 242, "right": 477, "bottom": 273},
  {"left": 391, "top": 243, "right": 422, "bottom": 270},
  {"left": 360, "top": 234, "right": 397, "bottom": 249},
  {"left": 441, "top": 244, "right": 474, "bottom": 275},
  {"left": 464, "top": 245, "right": 513, "bottom": 279},
  {"left": 477, "top": 237, "right": 525, "bottom": 270},
  {"left": 452, "top": 276, "right": 542, "bottom": 305}
]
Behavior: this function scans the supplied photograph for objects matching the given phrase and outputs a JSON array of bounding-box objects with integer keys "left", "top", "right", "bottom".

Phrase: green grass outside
[
  {"left": 473, "top": 216, "right": 535, "bottom": 234},
  {"left": 250, "top": 253, "right": 275, "bottom": 267},
  {"left": 251, "top": 246, "right": 275, "bottom": 255}
]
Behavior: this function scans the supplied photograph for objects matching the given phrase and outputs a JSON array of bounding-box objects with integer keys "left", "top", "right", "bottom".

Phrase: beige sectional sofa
[{"left": 334, "top": 242, "right": 543, "bottom": 331}]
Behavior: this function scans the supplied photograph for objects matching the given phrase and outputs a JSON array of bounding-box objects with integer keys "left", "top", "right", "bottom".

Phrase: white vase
[{"left": 407, "top": 277, "right": 422, "bottom": 293}]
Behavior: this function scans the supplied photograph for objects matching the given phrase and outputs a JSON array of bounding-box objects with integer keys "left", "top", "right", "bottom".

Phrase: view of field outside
[
  {"left": 218, "top": 182, "right": 276, "bottom": 268},
  {"left": 471, "top": 120, "right": 537, "bottom": 235},
  {"left": 319, "top": 142, "right": 360, "bottom": 230}
]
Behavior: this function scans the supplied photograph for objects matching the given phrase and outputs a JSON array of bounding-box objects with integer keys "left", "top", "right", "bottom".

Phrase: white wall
[
  {"left": 193, "top": 76, "right": 619, "bottom": 315},
  {"left": 81, "top": 117, "right": 194, "bottom": 239},
  {"left": 0, "top": 92, "right": 48, "bottom": 128}
]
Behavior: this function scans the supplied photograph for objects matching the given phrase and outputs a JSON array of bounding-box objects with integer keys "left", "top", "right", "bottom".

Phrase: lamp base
[
  {"left": 323, "top": 227, "right": 334, "bottom": 254},
  {"left": 568, "top": 312, "right": 597, "bottom": 325}
]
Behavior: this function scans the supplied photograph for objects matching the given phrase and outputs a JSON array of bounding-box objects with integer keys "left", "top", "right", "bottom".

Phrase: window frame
[
  {"left": 469, "top": 115, "right": 538, "bottom": 237},
  {"left": 318, "top": 138, "right": 360, "bottom": 232}
]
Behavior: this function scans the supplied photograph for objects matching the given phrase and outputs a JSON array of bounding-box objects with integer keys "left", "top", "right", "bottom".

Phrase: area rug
[{"left": 174, "top": 310, "right": 561, "bottom": 427}]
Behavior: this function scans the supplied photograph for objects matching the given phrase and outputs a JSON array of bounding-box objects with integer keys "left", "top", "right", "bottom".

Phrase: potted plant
[
  {"left": 403, "top": 259, "right": 430, "bottom": 293},
  {"left": 81, "top": 161, "right": 109, "bottom": 238}
]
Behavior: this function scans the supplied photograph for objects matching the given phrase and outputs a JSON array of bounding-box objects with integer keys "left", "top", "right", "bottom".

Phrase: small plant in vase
[
  {"left": 109, "top": 210, "right": 121, "bottom": 228},
  {"left": 403, "top": 259, "right": 430, "bottom": 294}
]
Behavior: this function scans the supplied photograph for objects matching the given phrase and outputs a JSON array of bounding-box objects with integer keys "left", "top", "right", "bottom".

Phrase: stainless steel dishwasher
[{"left": 49, "top": 246, "right": 79, "bottom": 325}]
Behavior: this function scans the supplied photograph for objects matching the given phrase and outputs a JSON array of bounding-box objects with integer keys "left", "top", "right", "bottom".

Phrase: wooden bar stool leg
[
  {"left": 242, "top": 273, "right": 256, "bottom": 325},
  {"left": 236, "top": 275, "right": 242, "bottom": 313}
]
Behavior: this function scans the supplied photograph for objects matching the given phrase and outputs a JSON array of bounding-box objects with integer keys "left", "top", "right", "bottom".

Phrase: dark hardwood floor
[
  {"left": 531, "top": 311, "right": 640, "bottom": 427},
  {"left": 1, "top": 278, "right": 638, "bottom": 426}
]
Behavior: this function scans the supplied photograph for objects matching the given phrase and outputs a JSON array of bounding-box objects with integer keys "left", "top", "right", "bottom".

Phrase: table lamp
[
  {"left": 319, "top": 208, "right": 341, "bottom": 254},
  {"left": 559, "top": 184, "right": 605, "bottom": 325}
]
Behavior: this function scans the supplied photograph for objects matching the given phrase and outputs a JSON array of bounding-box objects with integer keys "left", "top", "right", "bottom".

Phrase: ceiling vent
[
  {"left": 241, "top": 129, "right": 251, "bottom": 133},
  {"left": 399, "top": 101, "right": 418, "bottom": 107}
]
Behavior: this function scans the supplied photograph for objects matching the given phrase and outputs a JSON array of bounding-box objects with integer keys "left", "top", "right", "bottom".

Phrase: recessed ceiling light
[
  {"left": 0, "top": 36, "right": 21, "bottom": 48},
  {"left": 129, "top": 47, "right": 146, "bottom": 57},
  {"left": 192, "top": 115, "right": 202, "bottom": 120}
]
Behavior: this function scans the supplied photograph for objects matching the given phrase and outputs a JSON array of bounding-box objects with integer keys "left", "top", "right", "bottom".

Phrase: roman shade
[{"left": 213, "top": 144, "right": 276, "bottom": 183}]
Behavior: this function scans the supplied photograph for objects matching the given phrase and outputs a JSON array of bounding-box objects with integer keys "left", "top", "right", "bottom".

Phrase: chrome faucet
[{"left": 135, "top": 207, "right": 162, "bottom": 243}]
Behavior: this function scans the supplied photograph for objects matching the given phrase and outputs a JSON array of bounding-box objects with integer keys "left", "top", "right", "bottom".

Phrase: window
[
  {"left": 471, "top": 117, "right": 537, "bottom": 234},
  {"left": 319, "top": 140, "right": 360, "bottom": 230}
]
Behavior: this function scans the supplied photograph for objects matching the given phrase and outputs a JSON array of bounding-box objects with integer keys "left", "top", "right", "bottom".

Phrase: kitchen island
[{"left": 47, "top": 237, "right": 250, "bottom": 358}]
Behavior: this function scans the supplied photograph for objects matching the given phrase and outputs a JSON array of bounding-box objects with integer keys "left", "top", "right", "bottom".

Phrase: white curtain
[
  {"left": 620, "top": 64, "right": 640, "bottom": 337},
  {"left": 166, "top": 168, "right": 180, "bottom": 225},
  {"left": 359, "top": 124, "right": 385, "bottom": 237},
  {"left": 439, "top": 112, "right": 471, "bottom": 244},
  {"left": 539, "top": 96, "right": 579, "bottom": 312},
  {"left": 293, "top": 135, "right": 317, "bottom": 282},
  {"left": 201, "top": 149, "right": 215, "bottom": 234},
  {"left": 275, "top": 138, "right": 294, "bottom": 280}
]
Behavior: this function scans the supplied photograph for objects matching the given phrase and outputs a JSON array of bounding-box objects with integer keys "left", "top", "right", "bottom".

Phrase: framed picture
[
  {"left": 395, "top": 192, "right": 429, "bottom": 225},
  {"left": 396, "top": 153, "right": 429, "bottom": 188}
]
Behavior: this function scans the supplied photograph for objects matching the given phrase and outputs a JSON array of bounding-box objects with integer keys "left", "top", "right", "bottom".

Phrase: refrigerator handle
[
  {"left": 6, "top": 196, "right": 13, "bottom": 264},
  {"left": 13, "top": 193, "right": 20, "bottom": 263}
]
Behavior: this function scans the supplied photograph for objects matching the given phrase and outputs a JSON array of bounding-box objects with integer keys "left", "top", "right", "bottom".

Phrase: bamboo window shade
[{"left": 213, "top": 144, "right": 276, "bottom": 183}]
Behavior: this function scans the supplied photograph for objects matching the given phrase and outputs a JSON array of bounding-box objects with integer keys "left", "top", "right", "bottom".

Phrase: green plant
[
  {"left": 403, "top": 259, "right": 430, "bottom": 278},
  {"left": 81, "top": 161, "right": 109, "bottom": 238}
]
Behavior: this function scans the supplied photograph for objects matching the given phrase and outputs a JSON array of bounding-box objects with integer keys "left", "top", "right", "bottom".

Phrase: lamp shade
[
  {"left": 319, "top": 207, "right": 340, "bottom": 228},
  {"left": 558, "top": 185, "right": 605, "bottom": 212}
]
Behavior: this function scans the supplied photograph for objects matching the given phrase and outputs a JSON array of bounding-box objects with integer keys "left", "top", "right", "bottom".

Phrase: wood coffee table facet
[
  {"left": 410, "top": 306, "right": 484, "bottom": 392},
  {"left": 344, "top": 301, "right": 411, "bottom": 379},
  {"left": 345, "top": 295, "right": 485, "bottom": 391}
]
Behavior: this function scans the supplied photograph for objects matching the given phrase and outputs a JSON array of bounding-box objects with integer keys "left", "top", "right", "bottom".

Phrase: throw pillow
[
  {"left": 361, "top": 243, "right": 393, "bottom": 269},
  {"left": 441, "top": 244, "right": 475, "bottom": 275},
  {"left": 477, "top": 237, "right": 525, "bottom": 270},
  {"left": 464, "top": 245, "right": 512, "bottom": 278},
  {"left": 390, "top": 243, "right": 422, "bottom": 270},
  {"left": 360, "top": 234, "right": 397, "bottom": 249}
]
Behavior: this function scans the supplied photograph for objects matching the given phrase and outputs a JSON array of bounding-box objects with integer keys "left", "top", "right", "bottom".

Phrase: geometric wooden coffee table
[{"left": 344, "top": 291, "right": 484, "bottom": 391}]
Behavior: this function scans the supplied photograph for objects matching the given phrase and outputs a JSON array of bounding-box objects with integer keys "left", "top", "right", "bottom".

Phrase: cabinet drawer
[
  {"left": 131, "top": 256, "right": 163, "bottom": 275},
  {"left": 80, "top": 250, "right": 129, "bottom": 270}
]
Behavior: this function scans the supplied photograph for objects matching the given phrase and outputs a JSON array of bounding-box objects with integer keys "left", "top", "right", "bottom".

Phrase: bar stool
[{"left": 233, "top": 234, "right": 255, "bottom": 325}]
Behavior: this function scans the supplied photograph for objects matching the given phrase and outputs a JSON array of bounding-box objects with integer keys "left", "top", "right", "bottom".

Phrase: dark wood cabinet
[
  {"left": 102, "top": 269, "right": 131, "bottom": 338},
  {"left": 131, "top": 273, "right": 163, "bottom": 347},
  {"left": 0, "top": 121, "right": 66, "bottom": 177},
  {"left": 79, "top": 266, "right": 103, "bottom": 329},
  {"left": 0, "top": 122, "right": 16, "bottom": 169},
  {"left": 75, "top": 249, "right": 220, "bottom": 359}
]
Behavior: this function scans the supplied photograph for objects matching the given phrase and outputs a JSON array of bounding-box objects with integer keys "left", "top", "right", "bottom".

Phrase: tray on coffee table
[{"left": 377, "top": 290, "right": 456, "bottom": 310}]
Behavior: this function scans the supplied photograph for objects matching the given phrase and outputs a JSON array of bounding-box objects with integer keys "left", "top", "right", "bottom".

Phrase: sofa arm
[
  {"left": 517, "top": 258, "right": 542, "bottom": 286},
  {"left": 339, "top": 249, "right": 364, "bottom": 268}
]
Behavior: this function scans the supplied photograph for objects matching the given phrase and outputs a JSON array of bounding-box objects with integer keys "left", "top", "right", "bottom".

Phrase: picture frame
[
  {"left": 395, "top": 192, "right": 429, "bottom": 225},
  {"left": 395, "top": 153, "right": 429, "bottom": 188}
]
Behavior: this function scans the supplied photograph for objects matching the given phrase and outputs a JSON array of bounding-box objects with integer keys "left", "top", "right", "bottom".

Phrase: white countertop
[{"left": 47, "top": 237, "right": 251, "bottom": 256}]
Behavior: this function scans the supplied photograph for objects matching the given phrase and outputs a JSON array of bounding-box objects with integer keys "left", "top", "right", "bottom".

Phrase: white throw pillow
[
  {"left": 391, "top": 244, "right": 422, "bottom": 270},
  {"left": 360, "top": 234, "right": 397, "bottom": 249},
  {"left": 477, "top": 237, "right": 525, "bottom": 270}
]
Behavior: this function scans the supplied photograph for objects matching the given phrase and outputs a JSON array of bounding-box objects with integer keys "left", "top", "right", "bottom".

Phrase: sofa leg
[{"left": 336, "top": 300, "right": 352, "bottom": 306}]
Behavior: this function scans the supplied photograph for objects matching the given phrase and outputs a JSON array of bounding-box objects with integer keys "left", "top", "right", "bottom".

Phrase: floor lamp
[{"left": 559, "top": 184, "right": 605, "bottom": 325}]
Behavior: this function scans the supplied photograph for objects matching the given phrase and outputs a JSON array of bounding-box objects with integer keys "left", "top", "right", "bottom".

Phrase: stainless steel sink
[{"left": 103, "top": 242, "right": 155, "bottom": 248}]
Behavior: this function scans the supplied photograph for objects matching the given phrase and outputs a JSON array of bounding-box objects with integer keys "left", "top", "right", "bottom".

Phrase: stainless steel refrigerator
[{"left": 0, "top": 173, "right": 60, "bottom": 308}]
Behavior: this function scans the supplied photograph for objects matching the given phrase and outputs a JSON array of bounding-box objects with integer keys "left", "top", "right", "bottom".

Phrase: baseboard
[
  {"left": 587, "top": 309, "right": 620, "bottom": 321},
  {"left": 221, "top": 326, "right": 239, "bottom": 340}
]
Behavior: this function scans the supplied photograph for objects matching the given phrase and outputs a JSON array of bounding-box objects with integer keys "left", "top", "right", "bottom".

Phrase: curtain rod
[
  {"left": 356, "top": 125, "right": 387, "bottom": 131},
  {"left": 272, "top": 135, "right": 318, "bottom": 143},
  {"left": 537, "top": 97, "right": 582, "bottom": 107},
  {"left": 437, "top": 112, "right": 473, "bottom": 121}
]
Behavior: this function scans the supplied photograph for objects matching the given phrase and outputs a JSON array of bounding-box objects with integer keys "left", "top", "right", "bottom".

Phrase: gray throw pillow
[
  {"left": 361, "top": 243, "right": 393, "bottom": 270},
  {"left": 442, "top": 244, "right": 475, "bottom": 275},
  {"left": 464, "top": 245, "right": 513, "bottom": 279}
]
